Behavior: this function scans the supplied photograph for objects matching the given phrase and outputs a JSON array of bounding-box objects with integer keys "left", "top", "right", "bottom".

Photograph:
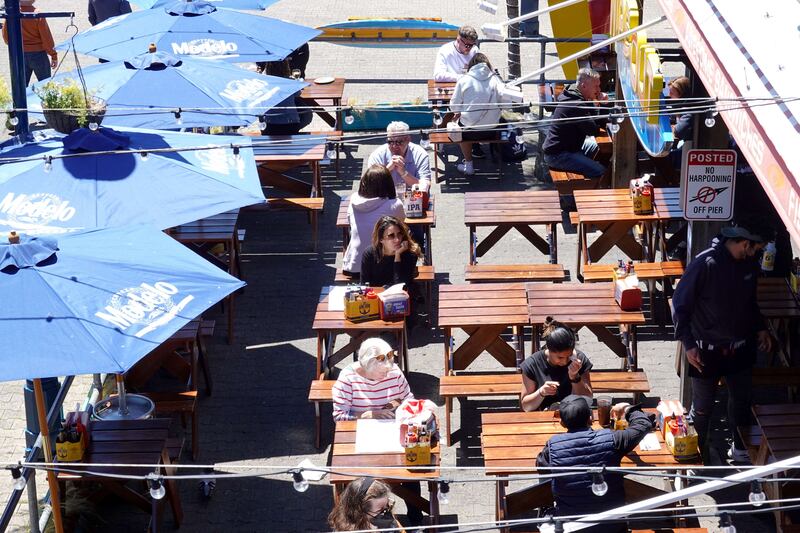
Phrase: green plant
[
  {"left": 34, "top": 78, "right": 103, "bottom": 127},
  {"left": 0, "top": 78, "right": 11, "bottom": 111}
]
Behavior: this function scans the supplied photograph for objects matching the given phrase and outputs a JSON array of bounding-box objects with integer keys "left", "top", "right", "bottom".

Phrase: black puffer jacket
[{"left": 542, "top": 85, "right": 607, "bottom": 155}]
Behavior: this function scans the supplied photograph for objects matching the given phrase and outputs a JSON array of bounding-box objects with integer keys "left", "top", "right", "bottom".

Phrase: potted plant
[
  {"left": 0, "top": 78, "right": 11, "bottom": 132},
  {"left": 34, "top": 78, "right": 106, "bottom": 134}
]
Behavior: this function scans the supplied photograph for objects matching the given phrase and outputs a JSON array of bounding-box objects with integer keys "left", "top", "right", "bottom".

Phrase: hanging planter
[{"left": 35, "top": 79, "right": 106, "bottom": 134}]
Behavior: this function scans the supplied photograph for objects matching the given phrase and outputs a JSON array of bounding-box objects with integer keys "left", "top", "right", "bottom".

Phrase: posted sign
[{"left": 681, "top": 149, "right": 737, "bottom": 221}]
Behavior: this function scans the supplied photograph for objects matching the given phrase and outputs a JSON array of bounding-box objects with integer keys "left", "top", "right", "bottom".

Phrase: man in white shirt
[
  {"left": 367, "top": 121, "right": 431, "bottom": 191},
  {"left": 433, "top": 26, "right": 480, "bottom": 82}
]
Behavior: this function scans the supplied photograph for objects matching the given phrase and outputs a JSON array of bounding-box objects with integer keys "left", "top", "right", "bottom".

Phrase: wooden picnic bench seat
[
  {"left": 429, "top": 131, "right": 509, "bottom": 182},
  {"left": 464, "top": 263, "right": 567, "bottom": 283},
  {"left": 308, "top": 378, "right": 335, "bottom": 448},
  {"left": 582, "top": 261, "right": 685, "bottom": 282},
  {"left": 439, "top": 369, "right": 650, "bottom": 445},
  {"left": 334, "top": 263, "right": 435, "bottom": 317},
  {"left": 550, "top": 169, "right": 597, "bottom": 198},
  {"left": 243, "top": 197, "right": 324, "bottom": 251},
  {"left": 141, "top": 391, "right": 199, "bottom": 460}
]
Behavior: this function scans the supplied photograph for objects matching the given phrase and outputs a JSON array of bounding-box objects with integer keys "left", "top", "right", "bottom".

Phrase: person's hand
[
  {"left": 392, "top": 155, "right": 406, "bottom": 172},
  {"left": 395, "top": 240, "right": 409, "bottom": 259},
  {"left": 360, "top": 409, "right": 395, "bottom": 420},
  {"left": 598, "top": 92, "right": 609, "bottom": 102},
  {"left": 611, "top": 402, "right": 631, "bottom": 420},
  {"left": 50, "top": 56, "right": 58, "bottom": 69},
  {"left": 567, "top": 357, "right": 582, "bottom": 381},
  {"left": 686, "top": 347, "right": 704, "bottom": 372},
  {"left": 451, "top": 113, "right": 460, "bottom": 122},
  {"left": 538, "top": 381, "right": 559, "bottom": 397},
  {"left": 757, "top": 330, "right": 773, "bottom": 353}
]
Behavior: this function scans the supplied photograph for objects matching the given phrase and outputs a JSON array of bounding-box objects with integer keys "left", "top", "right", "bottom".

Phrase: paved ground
[{"left": 0, "top": 1, "right": 781, "bottom": 532}]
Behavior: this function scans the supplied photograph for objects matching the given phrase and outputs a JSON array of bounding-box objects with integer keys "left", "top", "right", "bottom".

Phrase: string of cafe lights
[{"left": 0, "top": 94, "right": 794, "bottom": 171}]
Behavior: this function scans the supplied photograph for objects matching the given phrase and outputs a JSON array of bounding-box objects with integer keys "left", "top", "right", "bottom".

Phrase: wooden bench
[
  {"left": 439, "top": 369, "right": 651, "bottom": 445},
  {"left": 550, "top": 169, "right": 597, "bottom": 198},
  {"left": 242, "top": 197, "right": 325, "bottom": 251},
  {"left": 429, "top": 131, "right": 508, "bottom": 182},
  {"left": 308, "top": 378, "right": 335, "bottom": 448},
  {"left": 581, "top": 261, "right": 685, "bottom": 282},
  {"left": 465, "top": 263, "right": 567, "bottom": 283},
  {"left": 334, "top": 264, "right": 435, "bottom": 317},
  {"left": 141, "top": 391, "right": 199, "bottom": 460}
]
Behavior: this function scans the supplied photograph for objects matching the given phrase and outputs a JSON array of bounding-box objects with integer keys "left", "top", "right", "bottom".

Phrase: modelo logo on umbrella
[
  {"left": 171, "top": 39, "right": 239, "bottom": 58},
  {"left": 95, "top": 281, "right": 194, "bottom": 338},
  {"left": 219, "top": 78, "right": 281, "bottom": 106},
  {"left": 0, "top": 193, "right": 78, "bottom": 233}
]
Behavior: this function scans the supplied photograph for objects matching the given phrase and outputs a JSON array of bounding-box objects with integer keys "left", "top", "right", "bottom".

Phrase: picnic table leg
[
  {"left": 161, "top": 450, "right": 183, "bottom": 527},
  {"left": 549, "top": 222, "right": 558, "bottom": 264},
  {"left": 530, "top": 325, "right": 541, "bottom": 357},
  {"left": 310, "top": 162, "right": 320, "bottom": 198},
  {"left": 226, "top": 294, "right": 235, "bottom": 345},
  {"left": 445, "top": 395, "right": 453, "bottom": 446},
  {"left": 428, "top": 480, "right": 440, "bottom": 524},
  {"left": 496, "top": 479, "right": 508, "bottom": 528},
  {"left": 424, "top": 225, "right": 433, "bottom": 266},
  {"left": 514, "top": 324, "right": 525, "bottom": 368},
  {"left": 316, "top": 334, "right": 324, "bottom": 377},
  {"left": 469, "top": 225, "right": 477, "bottom": 265},
  {"left": 398, "top": 327, "right": 409, "bottom": 373},
  {"left": 443, "top": 327, "right": 453, "bottom": 375},
  {"left": 576, "top": 223, "right": 587, "bottom": 282}
]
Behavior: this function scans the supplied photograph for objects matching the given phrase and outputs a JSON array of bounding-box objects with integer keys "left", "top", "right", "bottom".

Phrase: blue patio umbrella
[
  {"left": 0, "top": 227, "right": 245, "bottom": 381},
  {"left": 0, "top": 226, "right": 245, "bottom": 531},
  {"left": 27, "top": 51, "right": 308, "bottom": 130},
  {"left": 61, "top": 0, "right": 321, "bottom": 63},
  {"left": 0, "top": 127, "right": 265, "bottom": 235},
  {"left": 132, "top": 0, "right": 280, "bottom": 10}
]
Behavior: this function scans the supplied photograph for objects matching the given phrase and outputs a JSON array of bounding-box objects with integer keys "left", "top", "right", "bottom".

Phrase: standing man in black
[
  {"left": 88, "top": 0, "right": 132, "bottom": 26},
  {"left": 672, "top": 216, "right": 774, "bottom": 463}
]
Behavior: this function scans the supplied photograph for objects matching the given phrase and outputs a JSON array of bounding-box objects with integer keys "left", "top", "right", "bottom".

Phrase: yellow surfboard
[{"left": 548, "top": 0, "right": 593, "bottom": 80}]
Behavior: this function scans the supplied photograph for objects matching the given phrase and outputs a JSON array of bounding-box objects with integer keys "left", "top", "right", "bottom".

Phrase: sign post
[{"left": 681, "top": 148, "right": 737, "bottom": 221}]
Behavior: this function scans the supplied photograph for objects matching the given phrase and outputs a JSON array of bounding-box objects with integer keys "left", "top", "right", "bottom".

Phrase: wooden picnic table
[
  {"left": 481, "top": 410, "right": 700, "bottom": 524},
  {"left": 427, "top": 79, "right": 456, "bottom": 106},
  {"left": 439, "top": 283, "right": 528, "bottom": 373},
  {"left": 330, "top": 420, "right": 441, "bottom": 523},
  {"left": 464, "top": 190, "right": 563, "bottom": 264},
  {"left": 573, "top": 188, "right": 683, "bottom": 274},
  {"left": 758, "top": 278, "right": 800, "bottom": 366},
  {"left": 301, "top": 77, "right": 345, "bottom": 129},
  {"left": 170, "top": 210, "right": 240, "bottom": 343},
  {"left": 526, "top": 282, "right": 646, "bottom": 369},
  {"left": 336, "top": 196, "right": 436, "bottom": 265},
  {"left": 56, "top": 418, "right": 182, "bottom": 531},
  {"left": 251, "top": 134, "right": 327, "bottom": 197},
  {"left": 312, "top": 287, "right": 407, "bottom": 378}
]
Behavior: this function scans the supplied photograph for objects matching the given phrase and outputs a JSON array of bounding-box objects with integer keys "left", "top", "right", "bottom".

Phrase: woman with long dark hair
[
  {"left": 520, "top": 316, "right": 593, "bottom": 411},
  {"left": 327, "top": 477, "right": 402, "bottom": 531},
  {"left": 360, "top": 216, "right": 422, "bottom": 288}
]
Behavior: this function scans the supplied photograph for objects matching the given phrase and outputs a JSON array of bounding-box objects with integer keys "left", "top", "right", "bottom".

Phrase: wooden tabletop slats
[
  {"left": 439, "top": 371, "right": 650, "bottom": 397},
  {"left": 526, "top": 282, "right": 647, "bottom": 326},
  {"left": 758, "top": 278, "right": 800, "bottom": 318},
  {"left": 464, "top": 191, "right": 562, "bottom": 226},
  {"left": 573, "top": 188, "right": 683, "bottom": 224},
  {"left": 439, "top": 283, "right": 529, "bottom": 327},
  {"left": 336, "top": 196, "right": 436, "bottom": 227},
  {"left": 481, "top": 410, "right": 693, "bottom": 475},
  {"left": 301, "top": 78, "right": 346, "bottom": 100},
  {"left": 312, "top": 293, "right": 405, "bottom": 331}
]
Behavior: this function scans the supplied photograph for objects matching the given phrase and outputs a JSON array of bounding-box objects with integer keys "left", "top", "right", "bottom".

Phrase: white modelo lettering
[
  {"left": 94, "top": 281, "right": 182, "bottom": 332},
  {"left": 171, "top": 39, "right": 238, "bottom": 56},
  {"left": 0, "top": 193, "right": 76, "bottom": 223}
]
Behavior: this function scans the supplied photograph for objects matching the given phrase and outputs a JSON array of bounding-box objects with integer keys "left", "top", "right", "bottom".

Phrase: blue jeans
[
  {"left": 690, "top": 363, "right": 753, "bottom": 455},
  {"left": 544, "top": 136, "right": 606, "bottom": 178},
  {"left": 24, "top": 51, "right": 51, "bottom": 85}
]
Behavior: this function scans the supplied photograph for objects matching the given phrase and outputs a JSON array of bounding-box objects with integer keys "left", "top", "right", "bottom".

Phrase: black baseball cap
[{"left": 558, "top": 395, "right": 592, "bottom": 430}]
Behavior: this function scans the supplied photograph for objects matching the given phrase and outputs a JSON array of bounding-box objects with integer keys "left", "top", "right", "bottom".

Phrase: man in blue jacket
[
  {"left": 536, "top": 395, "right": 653, "bottom": 532},
  {"left": 672, "top": 216, "right": 774, "bottom": 463},
  {"left": 542, "top": 68, "right": 609, "bottom": 179}
]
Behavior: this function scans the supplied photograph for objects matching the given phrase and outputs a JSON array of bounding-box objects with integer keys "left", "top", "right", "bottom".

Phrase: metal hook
[{"left": 66, "top": 14, "right": 78, "bottom": 37}]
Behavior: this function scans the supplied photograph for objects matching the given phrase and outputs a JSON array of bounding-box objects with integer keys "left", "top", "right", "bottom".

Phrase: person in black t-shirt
[
  {"left": 360, "top": 216, "right": 422, "bottom": 289},
  {"left": 520, "top": 317, "right": 593, "bottom": 411}
]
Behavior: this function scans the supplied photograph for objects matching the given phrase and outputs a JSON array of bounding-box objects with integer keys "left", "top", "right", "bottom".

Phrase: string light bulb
[
  {"left": 612, "top": 107, "right": 624, "bottom": 123},
  {"left": 432, "top": 108, "right": 443, "bottom": 126},
  {"left": 344, "top": 109, "right": 355, "bottom": 125},
  {"left": 146, "top": 473, "right": 166, "bottom": 500},
  {"left": 43, "top": 156, "right": 53, "bottom": 173},
  {"left": 608, "top": 121, "right": 621, "bottom": 134},
  {"left": 515, "top": 127, "right": 525, "bottom": 144},
  {"left": 9, "top": 113, "right": 18, "bottom": 127},
  {"left": 748, "top": 480, "right": 766, "bottom": 506},
  {"left": 720, "top": 512, "right": 736, "bottom": 533},
  {"left": 140, "top": 151, "right": 149, "bottom": 162},
  {"left": 419, "top": 131, "right": 431, "bottom": 149},
  {"left": 704, "top": 109, "right": 716, "bottom": 128},
  {"left": 258, "top": 115, "right": 267, "bottom": 130},
  {"left": 174, "top": 109, "right": 183, "bottom": 125},
  {"left": 550, "top": 519, "right": 564, "bottom": 533},
  {"left": 292, "top": 470, "right": 309, "bottom": 492},
  {"left": 88, "top": 121, "right": 99, "bottom": 131},
  {"left": 326, "top": 142, "right": 337, "bottom": 159},
  {"left": 10, "top": 467, "right": 25, "bottom": 491},
  {"left": 232, "top": 144, "right": 241, "bottom": 161},
  {"left": 437, "top": 480, "right": 450, "bottom": 505},
  {"left": 591, "top": 469, "right": 608, "bottom": 496}
]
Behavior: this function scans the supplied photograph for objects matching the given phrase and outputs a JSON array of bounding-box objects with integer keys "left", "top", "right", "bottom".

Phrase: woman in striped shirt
[{"left": 332, "top": 337, "right": 412, "bottom": 421}]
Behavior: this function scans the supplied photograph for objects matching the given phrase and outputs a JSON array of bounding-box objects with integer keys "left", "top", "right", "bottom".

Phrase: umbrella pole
[{"left": 33, "top": 379, "right": 65, "bottom": 533}]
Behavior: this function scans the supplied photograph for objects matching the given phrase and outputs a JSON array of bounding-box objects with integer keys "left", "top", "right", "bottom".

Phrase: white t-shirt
[{"left": 433, "top": 41, "right": 479, "bottom": 82}]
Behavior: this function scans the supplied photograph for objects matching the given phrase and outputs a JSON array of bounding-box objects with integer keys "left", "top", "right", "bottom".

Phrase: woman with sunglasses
[
  {"left": 328, "top": 477, "right": 403, "bottom": 531},
  {"left": 360, "top": 216, "right": 422, "bottom": 288},
  {"left": 343, "top": 166, "right": 406, "bottom": 277},
  {"left": 332, "top": 337, "right": 412, "bottom": 421}
]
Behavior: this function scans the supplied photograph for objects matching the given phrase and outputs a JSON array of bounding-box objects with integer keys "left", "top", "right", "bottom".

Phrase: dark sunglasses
[
  {"left": 458, "top": 37, "right": 476, "bottom": 49},
  {"left": 387, "top": 139, "right": 406, "bottom": 146}
]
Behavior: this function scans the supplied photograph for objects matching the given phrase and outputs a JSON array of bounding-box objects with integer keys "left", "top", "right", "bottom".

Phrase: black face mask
[{"left": 370, "top": 510, "right": 395, "bottom": 529}]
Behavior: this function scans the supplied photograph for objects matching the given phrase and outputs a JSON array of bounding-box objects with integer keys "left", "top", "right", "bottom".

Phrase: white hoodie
[
  {"left": 342, "top": 194, "right": 405, "bottom": 273},
  {"left": 450, "top": 62, "right": 509, "bottom": 128},
  {"left": 433, "top": 41, "right": 479, "bottom": 82}
]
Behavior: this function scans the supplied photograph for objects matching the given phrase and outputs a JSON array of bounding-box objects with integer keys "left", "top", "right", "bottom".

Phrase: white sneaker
[
  {"left": 457, "top": 161, "right": 475, "bottom": 175},
  {"left": 728, "top": 444, "right": 752, "bottom": 464}
]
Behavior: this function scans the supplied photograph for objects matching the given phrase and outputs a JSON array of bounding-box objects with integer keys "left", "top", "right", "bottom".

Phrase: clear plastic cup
[{"left": 597, "top": 396, "right": 612, "bottom": 427}]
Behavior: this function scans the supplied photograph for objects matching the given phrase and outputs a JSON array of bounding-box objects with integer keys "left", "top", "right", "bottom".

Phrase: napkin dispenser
[
  {"left": 613, "top": 272, "right": 642, "bottom": 311},
  {"left": 378, "top": 284, "right": 410, "bottom": 321}
]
